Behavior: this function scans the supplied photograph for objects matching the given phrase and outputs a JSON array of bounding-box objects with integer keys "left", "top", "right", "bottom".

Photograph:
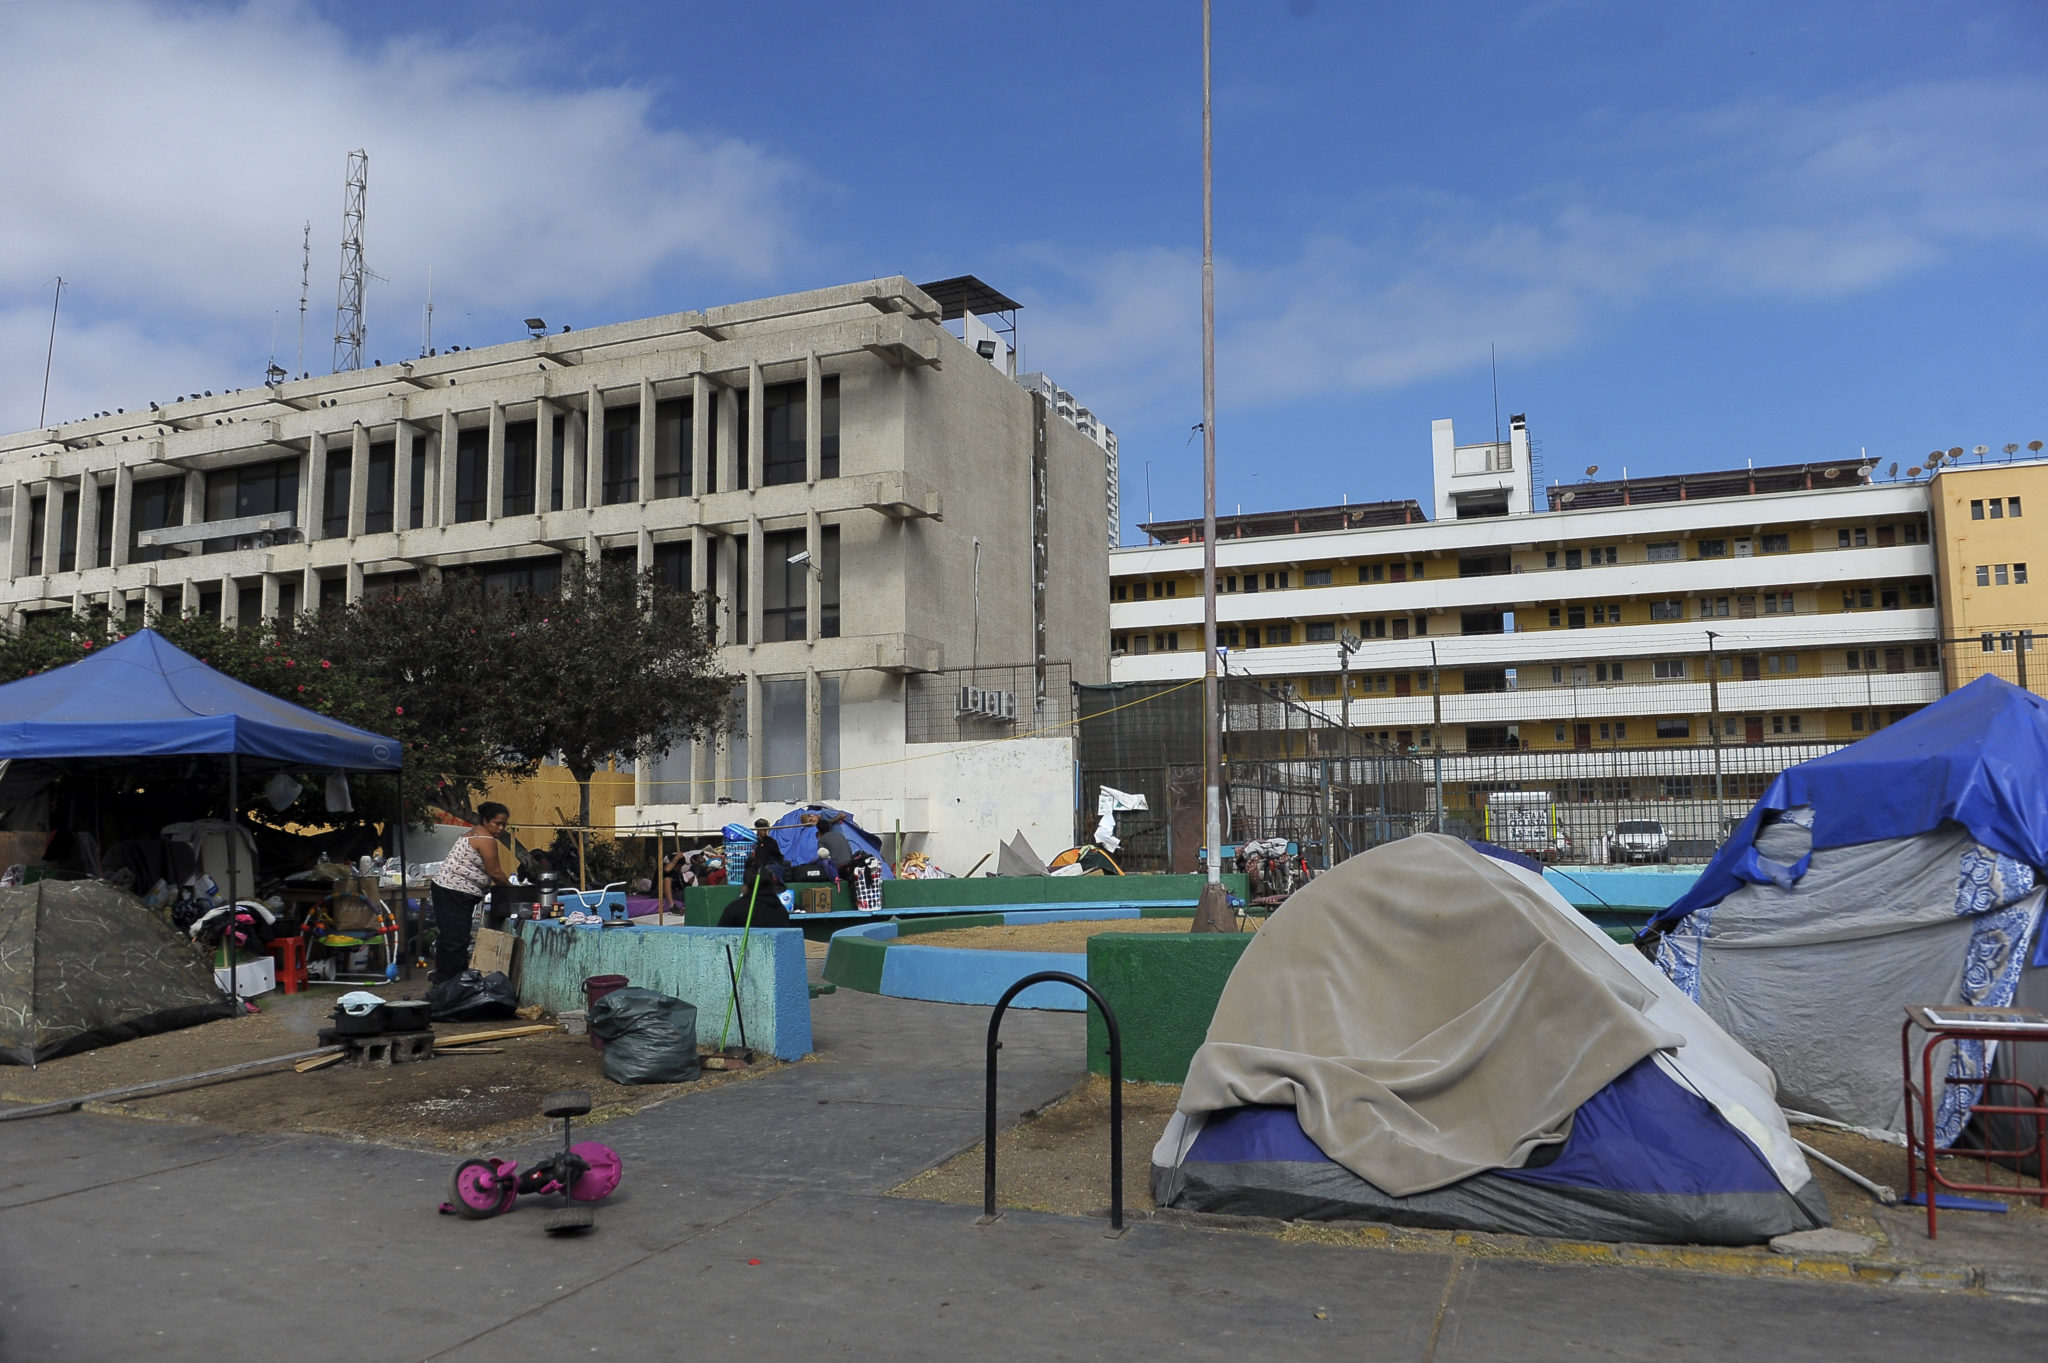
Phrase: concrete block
[{"left": 1085, "top": 932, "right": 1253, "bottom": 1084}]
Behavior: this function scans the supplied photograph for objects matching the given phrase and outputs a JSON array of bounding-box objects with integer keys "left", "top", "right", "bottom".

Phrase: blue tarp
[
  {"left": 0, "top": 630, "right": 402, "bottom": 770},
  {"left": 1650, "top": 675, "right": 2048, "bottom": 930},
  {"left": 768, "top": 805, "right": 893, "bottom": 878}
]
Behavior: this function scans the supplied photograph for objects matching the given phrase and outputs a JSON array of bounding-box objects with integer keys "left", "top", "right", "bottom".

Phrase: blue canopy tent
[{"left": 0, "top": 630, "right": 407, "bottom": 1000}]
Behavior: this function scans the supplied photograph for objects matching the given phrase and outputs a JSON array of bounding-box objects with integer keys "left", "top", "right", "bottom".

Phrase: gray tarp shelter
[{"left": 0, "top": 630, "right": 406, "bottom": 1004}]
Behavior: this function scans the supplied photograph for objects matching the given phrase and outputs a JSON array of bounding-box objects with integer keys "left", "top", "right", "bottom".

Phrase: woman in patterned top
[{"left": 429, "top": 803, "right": 513, "bottom": 982}]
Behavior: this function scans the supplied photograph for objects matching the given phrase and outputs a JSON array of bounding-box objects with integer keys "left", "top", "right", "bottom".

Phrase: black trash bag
[
  {"left": 425, "top": 969, "right": 519, "bottom": 1022},
  {"left": 588, "top": 987, "right": 700, "bottom": 1085}
]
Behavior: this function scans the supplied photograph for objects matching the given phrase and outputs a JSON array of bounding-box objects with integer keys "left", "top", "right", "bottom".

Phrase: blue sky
[{"left": 3, "top": 1, "right": 2042, "bottom": 541}]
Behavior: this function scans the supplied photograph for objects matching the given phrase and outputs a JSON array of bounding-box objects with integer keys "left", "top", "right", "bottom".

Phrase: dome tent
[
  {"left": 0, "top": 880, "right": 234, "bottom": 1064},
  {"left": 1153, "top": 835, "right": 1824, "bottom": 1245},
  {"left": 1645, "top": 675, "right": 2048, "bottom": 1144}
]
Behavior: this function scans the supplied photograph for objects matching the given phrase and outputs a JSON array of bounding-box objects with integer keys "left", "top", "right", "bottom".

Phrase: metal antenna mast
[
  {"left": 297, "top": 221, "right": 310, "bottom": 376},
  {"left": 333, "top": 149, "right": 368, "bottom": 371}
]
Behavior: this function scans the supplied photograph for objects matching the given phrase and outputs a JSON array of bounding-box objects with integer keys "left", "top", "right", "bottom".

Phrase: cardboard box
[
  {"left": 213, "top": 957, "right": 276, "bottom": 997},
  {"left": 470, "top": 926, "right": 519, "bottom": 979},
  {"left": 798, "top": 887, "right": 835, "bottom": 915}
]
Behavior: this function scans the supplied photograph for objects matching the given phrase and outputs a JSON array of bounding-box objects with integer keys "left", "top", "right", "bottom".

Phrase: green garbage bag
[{"left": 588, "top": 987, "right": 701, "bottom": 1084}]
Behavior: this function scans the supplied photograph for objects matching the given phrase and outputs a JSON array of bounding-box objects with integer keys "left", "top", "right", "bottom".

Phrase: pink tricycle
[{"left": 442, "top": 1089, "right": 622, "bottom": 1234}]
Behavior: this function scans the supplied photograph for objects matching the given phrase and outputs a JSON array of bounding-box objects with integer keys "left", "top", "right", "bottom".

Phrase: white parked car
[{"left": 1609, "top": 820, "right": 1670, "bottom": 864}]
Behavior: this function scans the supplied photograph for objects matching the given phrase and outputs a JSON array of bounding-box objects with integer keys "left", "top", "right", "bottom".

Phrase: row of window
[
  {"left": 18, "top": 379, "right": 844, "bottom": 572},
  {"left": 1974, "top": 562, "right": 2030, "bottom": 586},
  {"left": 1970, "top": 497, "right": 2023, "bottom": 520}
]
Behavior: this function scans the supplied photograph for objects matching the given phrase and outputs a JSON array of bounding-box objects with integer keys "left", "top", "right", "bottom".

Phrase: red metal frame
[{"left": 1900, "top": 1004, "right": 2048, "bottom": 1239}]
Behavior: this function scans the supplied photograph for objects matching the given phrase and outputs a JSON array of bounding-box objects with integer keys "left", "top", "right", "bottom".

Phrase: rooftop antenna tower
[
  {"left": 332, "top": 149, "right": 368, "bottom": 372},
  {"left": 296, "top": 221, "right": 310, "bottom": 376},
  {"left": 421, "top": 266, "right": 433, "bottom": 358}
]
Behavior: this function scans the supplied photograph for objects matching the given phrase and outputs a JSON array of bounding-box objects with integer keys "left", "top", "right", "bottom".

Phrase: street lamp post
[
  {"left": 1191, "top": 0, "right": 1232, "bottom": 934},
  {"left": 1338, "top": 631, "right": 1361, "bottom": 732},
  {"left": 1706, "top": 630, "right": 1725, "bottom": 838}
]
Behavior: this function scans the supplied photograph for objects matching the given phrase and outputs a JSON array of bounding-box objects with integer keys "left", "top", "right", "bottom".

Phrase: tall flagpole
[{"left": 1193, "top": 0, "right": 1232, "bottom": 932}]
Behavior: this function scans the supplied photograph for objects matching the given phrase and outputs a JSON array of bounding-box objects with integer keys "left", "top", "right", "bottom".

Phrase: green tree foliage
[
  {"left": 0, "top": 561, "right": 728, "bottom": 842},
  {"left": 486, "top": 557, "right": 731, "bottom": 830}
]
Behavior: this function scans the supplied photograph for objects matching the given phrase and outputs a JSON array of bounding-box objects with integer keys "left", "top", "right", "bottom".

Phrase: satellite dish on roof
[
  {"left": 2006, "top": 444, "right": 2021, "bottom": 456},
  {"left": 1584, "top": 465, "right": 1599, "bottom": 476},
  {"left": 1948, "top": 447, "right": 1964, "bottom": 459},
  {"left": 2031, "top": 441, "right": 2044, "bottom": 454},
  {"left": 1823, "top": 467, "right": 1840, "bottom": 479},
  {"left": 1907, "top": 466, "right": 1923, "bottom": 477},
  {"left": 1888, "top": 462, "right": 1898, "bottom": 477},
  {"left": 1560, "top": 490, "right": 1577, "bottom": 504}
]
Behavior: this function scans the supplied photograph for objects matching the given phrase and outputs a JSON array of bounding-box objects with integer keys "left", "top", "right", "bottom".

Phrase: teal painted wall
[
  {"left": 1084, "top": 932, "right": 1253, "bottom": 1084},
  {"left": 515, "top": 922, "right": 812, "bottom": 1059}
]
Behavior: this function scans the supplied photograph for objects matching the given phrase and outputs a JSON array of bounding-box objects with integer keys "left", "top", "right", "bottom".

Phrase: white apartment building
[
  {"left": 1109, "top": 417, "right": 1943, "bottom": 843},
  {"left": 0, "top": 277, "right": 1111, "bottom": 863}
]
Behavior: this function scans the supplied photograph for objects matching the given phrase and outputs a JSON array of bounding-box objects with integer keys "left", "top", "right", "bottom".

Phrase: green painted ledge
[{"left": 1085, "top": 931, "right": 1254, "bottom": 1084}]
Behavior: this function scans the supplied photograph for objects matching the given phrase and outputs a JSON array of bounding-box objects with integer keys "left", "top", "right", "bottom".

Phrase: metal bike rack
[{"left": 983, "top": 970, "right": 1125, "bottom": 1233}]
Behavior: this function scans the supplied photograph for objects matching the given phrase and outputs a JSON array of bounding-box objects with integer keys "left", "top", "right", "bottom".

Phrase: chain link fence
[{"left": 1075, "top": 675, "right": 1430, "bottom": 873}]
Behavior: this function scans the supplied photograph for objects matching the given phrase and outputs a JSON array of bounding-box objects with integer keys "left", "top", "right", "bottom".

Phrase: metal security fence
[{"left": 1076, "top": 675, "right": 1430, "bottom": 873}]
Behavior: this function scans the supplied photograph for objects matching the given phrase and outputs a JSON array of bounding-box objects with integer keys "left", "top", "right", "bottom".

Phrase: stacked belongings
[
  {"left": 1644, "top": 675, "right": 2048, "bottom": 1153},
  {"left": 1154, "top": 834, "right": 1827, "bottom": 1245}
]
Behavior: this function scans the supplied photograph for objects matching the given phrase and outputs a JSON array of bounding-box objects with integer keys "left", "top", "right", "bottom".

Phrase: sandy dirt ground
[
  {"left": 894, "top": 1076, "right": 2048, "bottom": 1257},
  {"left": 0, "top": 985, "right": 781, "bottom": 1151},
  {"left": 914, "top": 916, "right": 1201, "bottom": 952}
]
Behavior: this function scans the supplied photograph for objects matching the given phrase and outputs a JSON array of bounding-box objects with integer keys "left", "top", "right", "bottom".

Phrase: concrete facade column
[
  {"left": 690, "top": 373, "right": 710, "bottom": 496},
  {"left": 746, "top": 362, "right": 764, "bottom": 489},
  {"left": 305, "top": 433, "right": 328, "bottom": 537},
  {"left": 805, "top": 352, "right": 822, "bottom": 485},
  {"left": 716, "top": 382, "right": 737, "bottom": 492},
  {"left": 533, "top": 397, "right": 554, "bottom": 515},
  {"left": 181, "top": 472, "right": 205, "bottom": 546},
  {"left": 585, "top": 387, "right": 605, "bottom": 507},
  {"left": 437, "top": 413, "right": 459, "bottom": 526},
  {"left": 745, "top": 514, "right": 763, "bottom": 647},
  {"left": 717, "top": 535, "right": 738, "bottom": 646},
  {"left": 71, "top": 591, "right": 90, "bottom": 619},
  {"left": 75, "top": 476, "right": 100, "bottom": 571},
  {"left": 219, "top": 576, "right": 238, "bottom": 625},
  {"left": 41, "top": 481, "right": 67, "bottom": 573},
  {"left": 564, "top": 399, "right": 586, "bottom": 509},
  {"left": 804, "top": 667, "right": 823, "bottom": 804},
  {"left": 346, "top": 561, "right": 365, "bottom": 605},
  {"left": 301, "top": 565, "right": 320, "bottom": 615},
  {"left": 143, "top": 584, "right": 165, "bottom": 620},
  {"left": 486, "top": 401, "right": 505, "bottom": 521},
  {"left": 691, "top": 524, "right": 713, "bottom": 802},
  {"left": 637, "top": 526, "right": 653, "bottom": 576},
  {"left": 638, "top": 378, "right": 656, "bottom": 502},
  {"left": 180, "top": 578, "right": 200, "bottom": 616},
  {"left": 392, "top": 422, "right": 414, "bottom": 531},
  {"left": 9, "top": 482, "right": 31, "bottom": 577},
  {"left": 805, "top": 509, "right": 822, "bottom": 644},
  {"left": 745, "top": 671, "right": 763, "bottom": 805},
  {"left": 109, "top": 466, "right": 133, "bottom": 568},
  {"left": 260, "top": 573, "right": 281, "bottom": 622},
  {"left": 347, "top": 424, "right": 370, "bottom": 537},
  {"left": 104, "top": 586, "right": 123, "bottom": 624}
]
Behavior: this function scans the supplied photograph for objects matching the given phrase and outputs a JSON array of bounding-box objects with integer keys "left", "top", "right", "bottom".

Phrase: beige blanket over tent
[{"left": 1180, "top": 835, "right": 1685, "bottom": 1196}]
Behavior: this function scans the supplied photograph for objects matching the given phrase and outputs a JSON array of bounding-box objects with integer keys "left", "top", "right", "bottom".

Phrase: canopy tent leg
[
  {"left": 396, "top": 770, "right": 411, "bottom": 981},
  {"left": 224, "top": 753, "right": 241, "bottom": 1014}
]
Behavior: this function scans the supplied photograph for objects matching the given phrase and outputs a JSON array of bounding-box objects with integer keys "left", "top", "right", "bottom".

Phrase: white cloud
[
  {"left": 1022, "top": 76, "right": 2048, "bottom": 423},
  {"left": 0, "top": 0, "right": 804, "bottom": 429}
]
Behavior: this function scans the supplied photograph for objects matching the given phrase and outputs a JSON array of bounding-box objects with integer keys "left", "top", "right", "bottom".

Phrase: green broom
[{"left": 716, "top": 874, "right": 763, "bottom": 1054}]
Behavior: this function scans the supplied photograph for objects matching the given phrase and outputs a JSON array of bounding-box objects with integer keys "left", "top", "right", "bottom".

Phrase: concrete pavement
[{"left": 3, "top": 989, "right": 2043, "bottom": 1361}]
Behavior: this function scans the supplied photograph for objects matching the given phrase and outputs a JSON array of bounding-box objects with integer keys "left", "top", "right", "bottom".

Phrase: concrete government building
[
  {"left": 1109, "top": 416, "right": 1967, "bottom": 850},
  {"left": 0, "top": 276, "right": 1112, "bottom": 863}
]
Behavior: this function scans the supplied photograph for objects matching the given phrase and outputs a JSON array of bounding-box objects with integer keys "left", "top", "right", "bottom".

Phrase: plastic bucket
[{"left": 584, "top": 974, "right": 630, "bottom": 1051}]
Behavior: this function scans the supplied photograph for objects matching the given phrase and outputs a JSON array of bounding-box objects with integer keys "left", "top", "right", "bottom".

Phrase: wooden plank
[
  {"left": 435, "top": 1024, "right": 557, "bottom": 1047},
  {"left": 0, "top": 1047, "right": 340, "bottom": 1121},
  {"left": 295, "top": 1053, "right": 345, "bottom": 1073}
]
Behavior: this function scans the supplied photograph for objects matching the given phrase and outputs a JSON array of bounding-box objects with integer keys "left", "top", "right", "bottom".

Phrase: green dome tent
[{"left": 0, "top": 880, "right": 233, "bottom": 1065}]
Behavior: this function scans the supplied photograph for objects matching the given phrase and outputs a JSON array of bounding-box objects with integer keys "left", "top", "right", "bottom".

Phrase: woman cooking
[{"left": 429, "top": 802, "right": 514, "bottom": 983}]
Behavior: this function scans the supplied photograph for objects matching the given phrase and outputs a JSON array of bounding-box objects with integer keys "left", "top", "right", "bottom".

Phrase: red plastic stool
[{"left": 268, "top": 936, "right": 310, "bottom": 994}]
